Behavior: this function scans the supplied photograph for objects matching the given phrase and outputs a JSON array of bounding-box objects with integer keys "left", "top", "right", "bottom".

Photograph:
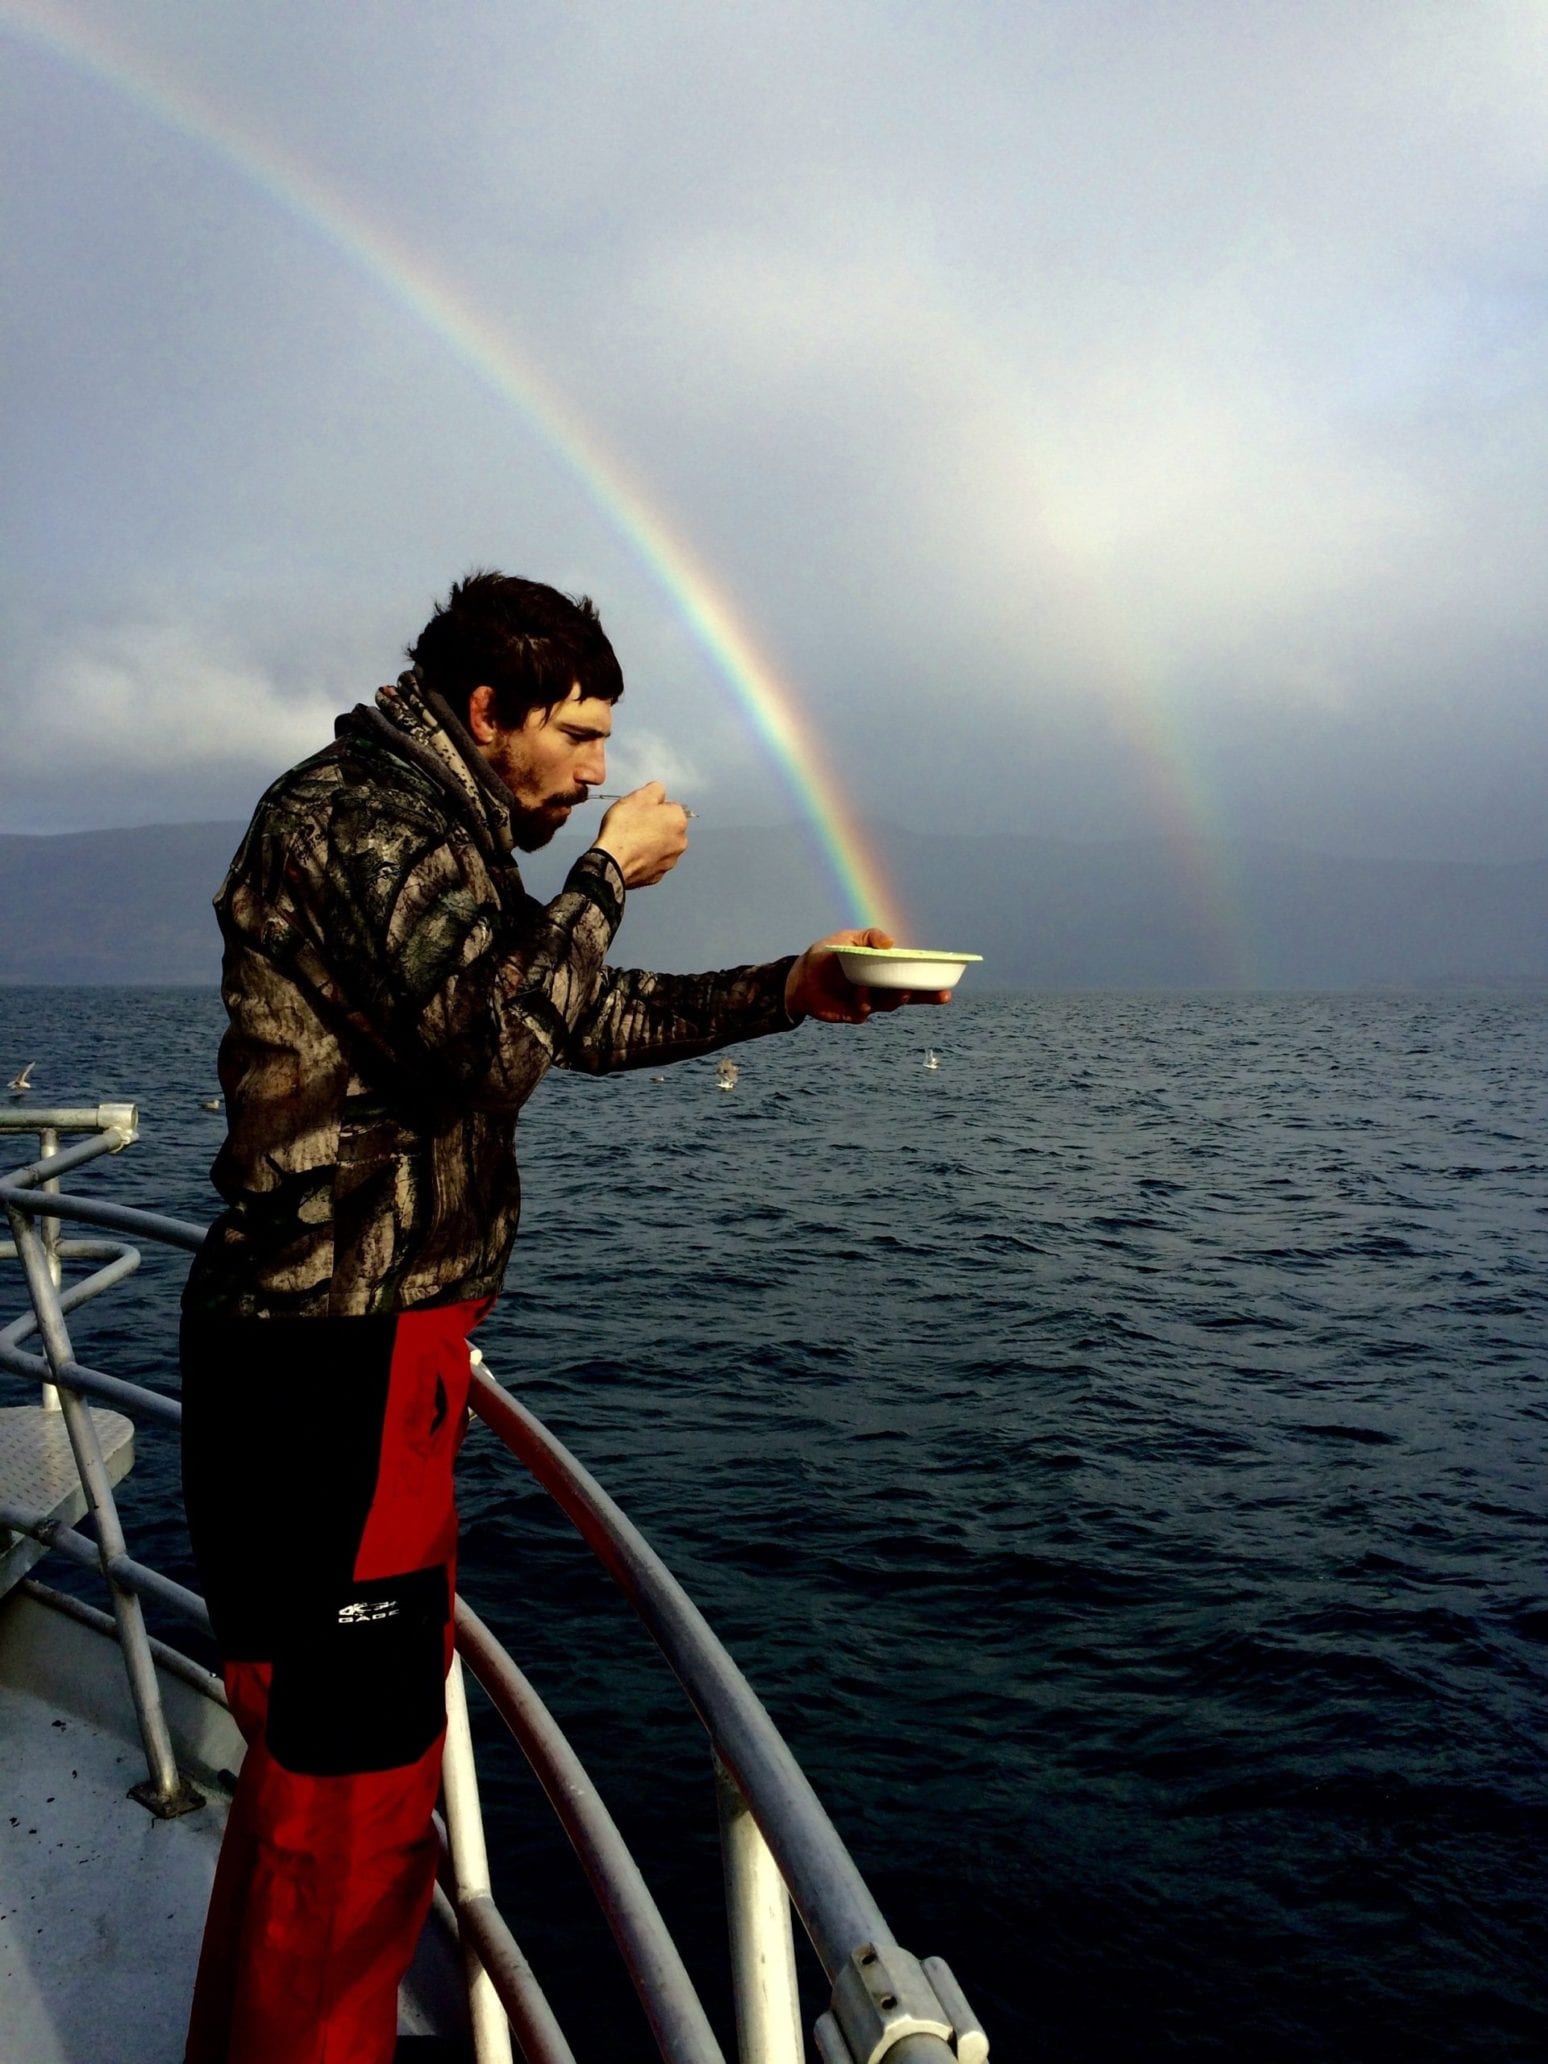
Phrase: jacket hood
[{"left": 340, "top": 668, "right": 518, "bottom": 858}]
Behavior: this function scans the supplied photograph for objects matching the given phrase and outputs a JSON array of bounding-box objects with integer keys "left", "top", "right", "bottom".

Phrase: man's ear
[{"left": 466, "top": 684, "right": 498, "bottom": 743}]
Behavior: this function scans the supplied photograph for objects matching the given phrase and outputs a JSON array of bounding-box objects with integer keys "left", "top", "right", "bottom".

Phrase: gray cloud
[{"left": 3, "top": 0, "right": 1545, "bottom": 860}]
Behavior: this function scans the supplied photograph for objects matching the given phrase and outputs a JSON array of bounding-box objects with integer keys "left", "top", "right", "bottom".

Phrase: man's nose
[{"left": 579, "top": 741, "right": 606, "bottom": 785}]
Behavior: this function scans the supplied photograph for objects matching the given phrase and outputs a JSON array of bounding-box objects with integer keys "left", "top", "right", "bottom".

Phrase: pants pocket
[{"left": 266, "top": 1564, "right": 450, "bottom": 1776}]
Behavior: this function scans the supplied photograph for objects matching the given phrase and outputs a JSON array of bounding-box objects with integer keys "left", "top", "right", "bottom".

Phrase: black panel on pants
[
  {"left": 266, "top": 1564, "right": 450, "bottom": 1775},
  {"left": 180, "top": 1312, "right": 395, "bottom": 1659}
]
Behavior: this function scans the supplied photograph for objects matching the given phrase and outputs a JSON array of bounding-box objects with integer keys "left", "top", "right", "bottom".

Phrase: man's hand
[
  {"left": 593, "top": 783, "right": 691, "bottom": 888},
  {"left": 784, "top": 926, "right": 954, "bottom": 1024}
]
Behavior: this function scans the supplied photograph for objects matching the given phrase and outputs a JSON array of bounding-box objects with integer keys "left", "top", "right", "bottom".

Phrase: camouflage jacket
[{"left": 183, "top": 672, "right": 798, "bottom": 1320}]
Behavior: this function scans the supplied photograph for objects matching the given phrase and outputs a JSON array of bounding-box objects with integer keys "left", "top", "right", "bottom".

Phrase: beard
[{"left": 510, "top": 787, "right": 587, "bottom": 852}]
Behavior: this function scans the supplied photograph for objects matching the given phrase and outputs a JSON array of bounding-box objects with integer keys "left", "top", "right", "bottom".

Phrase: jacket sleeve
[
  {"left": 555, "top": 955, "right": 801, "bottom": 1075},
  {"left": 266, "top": 792, "right": 796, "bottom": 1105},
  {"left": 256, "top": 793, "right": 630, "bottom": 1111}
]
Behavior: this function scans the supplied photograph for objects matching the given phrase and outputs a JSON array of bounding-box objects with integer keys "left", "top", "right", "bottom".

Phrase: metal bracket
[
  {"left": 98, "top": 1105, "right": 140, "bottom": 1149},
  {"left": 922, "top": 1959, "right": 987, "bottom": 2064},
  {"left": 815, "top": 1942, "right": 989, "bottom": 2063},
  {"left": 128, "top": 1774, "right": 206, "bottom": 1820}
]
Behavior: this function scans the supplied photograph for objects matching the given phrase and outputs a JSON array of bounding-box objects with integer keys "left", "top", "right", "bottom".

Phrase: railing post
[
  {"left": 442, "top": 1654, "right": 516, "bottom": 2064},
  {"left": 467, "top": 1365, "right": 991, "bottom": 2061},
  {"left": 37, "top": 1126, "right": 61, "bottom": 1411},
  {"left": 716, "top": 1755, "right": 803, "bottom": 2064},
  {"left": 4, "top": 1198, "right": 200, "bottom": 1817}
]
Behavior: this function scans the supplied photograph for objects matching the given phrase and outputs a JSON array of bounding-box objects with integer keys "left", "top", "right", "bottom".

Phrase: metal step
[{"left": 0, "top": 1407, "right": 135, "bottom": 1599}]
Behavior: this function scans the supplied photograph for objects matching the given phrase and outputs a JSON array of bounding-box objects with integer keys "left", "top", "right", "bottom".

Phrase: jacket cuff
[
  {"left": 770, "top": 954, "right": 803, "bottom": 1028},
  {"left": 567, "top": 846, "right": 626, "bottom": 932}
]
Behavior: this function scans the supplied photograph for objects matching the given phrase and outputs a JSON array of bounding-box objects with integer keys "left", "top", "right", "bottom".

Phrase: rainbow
[{"left": 2, "top": 0, "right": 902, "bottom": 930}]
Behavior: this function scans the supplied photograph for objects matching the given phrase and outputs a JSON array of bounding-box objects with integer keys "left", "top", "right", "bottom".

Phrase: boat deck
[
  {"left": 0, "top": 1584, "right": 466, "bottom": 2062},
  {"left": 0, "top": 1584, "right": 236, "bottom": 2064}
]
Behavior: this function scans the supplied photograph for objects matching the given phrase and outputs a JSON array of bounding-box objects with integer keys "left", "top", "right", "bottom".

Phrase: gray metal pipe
[
  {"left": 0, "top": 1347, "right": 182, "bottom": 1427},
  {"left": 0, "top": 1182, "right": 206, "bottom": 1251},
  {"left": 453, "top": 1893, "right": 581, "bottom": 2064},
  {"left": 440, "top": 1656, "right": 515, "bottom": 2064},
  {"left": 457, "top": 1600, "right": 728, "bottom": 2064},
  {"left": 38, "top": 1130, "right": 63, "bottom": 1343},
  {"left": 3, "top": 1205, "right": 188, "bottom": 1805},
  {"left": 0, "top": 1103, "right": 139, "bottom": 1139},
  {"left": 429, "top": 1815, "right": 572, "bottom": 2064},
  {"left": 0, "top": 1238, "right": 143, "bottom": 1332},
  {"left": 2, "top": 1127, "right": 133, "bottom": 1191},
  {"left": 0, "top": 1131, "right": 985, "bottom": 2053},
  {"left": 716, "top": 1755, "right": 803, "bottom": 2064},
  {"left": 0, "top": 1236, "right": 181, "bottom": 1426},
  {"left": 469, "top": 1363, "right": 893, "bottom": 1979},
  {"left": 0, "top": 1502, "right": 213, "bottom": 1637},
  {"left": 21, "top": 1578, "right": 226, "bottom": 1708}
]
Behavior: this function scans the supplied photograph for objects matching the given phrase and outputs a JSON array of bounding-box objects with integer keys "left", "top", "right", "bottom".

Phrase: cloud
[
  {"left": 0, "top": 605, "right": 718, "bottom": 834},
  {"left": 596, "top": 726, "right": 702, "bottom": 801},
  {"left": 13, "top": 610, "right": 336, "bottom": 780},
  {"left": 4, "top": 1, "right": 1547, "bottom": 860}
]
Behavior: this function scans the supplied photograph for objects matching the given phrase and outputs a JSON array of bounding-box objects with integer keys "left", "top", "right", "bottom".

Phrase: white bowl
[{"left": 833, "top": 945, "right": 983, "bottom": 990}]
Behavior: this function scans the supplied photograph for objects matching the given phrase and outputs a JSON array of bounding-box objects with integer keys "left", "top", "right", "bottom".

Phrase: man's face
[{"left": 471, "top": 681, "right": 613, "bottom": 851}]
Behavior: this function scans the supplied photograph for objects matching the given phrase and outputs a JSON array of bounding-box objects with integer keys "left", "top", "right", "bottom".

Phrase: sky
[{"left": 3, "top": 0, "right": 1546, "bottom": 906}]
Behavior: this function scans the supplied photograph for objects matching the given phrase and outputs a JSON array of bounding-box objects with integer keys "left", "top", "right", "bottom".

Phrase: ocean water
[{"left": 1, "top": 984, "right": 1544, "bottom": 2061}]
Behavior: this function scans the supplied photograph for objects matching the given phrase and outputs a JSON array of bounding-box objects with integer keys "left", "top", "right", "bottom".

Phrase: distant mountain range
[{"left": 1, "top": 819, "right": 1544, "bottom": 989}]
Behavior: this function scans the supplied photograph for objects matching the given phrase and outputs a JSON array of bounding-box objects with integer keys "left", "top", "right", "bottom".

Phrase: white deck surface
[
  {"left": 0, "top": 1594, "right": 234, "bottom": 2064},
  {"left": 0, "top": 1586, "right": 468, "bottom": 2061}
]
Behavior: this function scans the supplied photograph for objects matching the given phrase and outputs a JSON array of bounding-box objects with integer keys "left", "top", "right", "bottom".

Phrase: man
[{"left": 179, "top": 571, "right": 944, "bottom": 2063}]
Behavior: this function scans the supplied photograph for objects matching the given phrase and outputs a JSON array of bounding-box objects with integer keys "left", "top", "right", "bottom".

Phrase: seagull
[
  {"left": 199, "top": 1097, "right": 222, "bottom": 1111},
  {"left": 8, "top": 1061, "right": 35, "bottom": 1093}
]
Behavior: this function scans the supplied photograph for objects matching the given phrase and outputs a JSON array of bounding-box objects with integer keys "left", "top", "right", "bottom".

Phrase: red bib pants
[{"left": 180, "top": 1300, "right": 485, "bottom": 2064}]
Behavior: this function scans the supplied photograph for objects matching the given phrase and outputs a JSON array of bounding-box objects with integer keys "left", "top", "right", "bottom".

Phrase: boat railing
[{"left": 0, "top": 1106, "right": 987, "bottom": 2064}]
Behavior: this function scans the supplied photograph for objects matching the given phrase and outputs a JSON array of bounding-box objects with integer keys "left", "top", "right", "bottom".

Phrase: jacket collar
[{"left": 351, "top": 669, "right": 519, "bottom": 858}]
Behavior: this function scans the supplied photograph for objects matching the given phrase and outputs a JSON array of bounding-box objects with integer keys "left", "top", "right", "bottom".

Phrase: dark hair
[{"left": 407, "top": 570, "right": 624, "bottom": 727}]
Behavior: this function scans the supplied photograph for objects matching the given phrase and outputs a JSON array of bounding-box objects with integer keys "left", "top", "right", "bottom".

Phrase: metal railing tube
[
  {"left": 0, "top": 1183, "right": 207, "bottom": 1251},
  {"left": 0, "top": 1103, "right": 139, "bottom": 1139},
  {"left": 0, "top": 1347, "right": 183, "bottom": 1427},
  {"left": 0, "top": 1126, "right": 983, "bottom": 2054},
  {"left": 814, "top": 2015, "right": 961, "bottom": 2064},
  {"left": 872, "top": 2042, "right": 960, "bottom": 2064},
  {"left": 104, "top": 1551, "right": 211, "bottom": 1634},
  {"left": 716, "top": 1755, "right": 803, "bottom": 2064},
  {"left": 3, "top": 1125, "right": 131, "bottom": 1194},
  {"left": 2, "top": 1128, "right": 139, "bottom": 1413},
  {"left": 919, "top": 1962, "right": 986, "bottom": 2064},
  {"left": 0, "top": 1238, "right": 143, "bottom": 1331},
  {"left": 3, "top": 1201, "right": 190, "bottom": 1810},
  {"left": 456, "top": 1599, "right": 728, "bottom": 2064},
  {"left": 20, "top": 1579, "right": 227, "bottom": 1709},
  {"left": 442, "top": 1656, "right": 516, "bottom": 2064},
  {"left": 0, "top": 1237, "right": 182, "bottom": 1426},
  {"left": 453, "top": 1894, "right": 581, "bottom": 2064},
  {"left": 0, "top": 1503, "right": 214, "bottom": 1637},
  {"left": 468, "top": 1363, "right": 893, "bottom": 1979},
  {"left": 37, "top": 1127, "right": 63, "bottom": 1408}
]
